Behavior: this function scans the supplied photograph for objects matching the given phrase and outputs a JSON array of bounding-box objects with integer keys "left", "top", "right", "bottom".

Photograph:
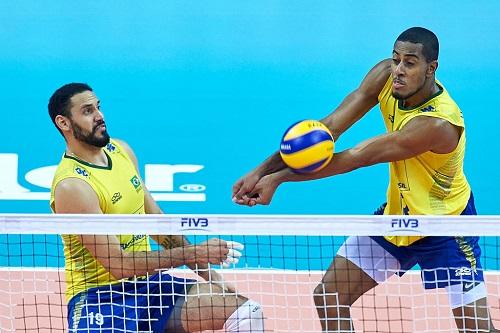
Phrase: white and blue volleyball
[{"left": 279, "top": 120, "right": 334, "bottom": 173}]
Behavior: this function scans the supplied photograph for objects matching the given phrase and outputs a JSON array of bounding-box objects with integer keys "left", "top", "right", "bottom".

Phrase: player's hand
[
  {"left": 246, "top": 173, "right": 280, "bottom": 206},
  {"left": 232, "top": 171, "right": 263, "bottom": 206},
  {"left": 195, "top": 238, "right": 228, "bottom": 265},
  {"left": 195, "top": 239, "right": 244, "bottom": 266}
]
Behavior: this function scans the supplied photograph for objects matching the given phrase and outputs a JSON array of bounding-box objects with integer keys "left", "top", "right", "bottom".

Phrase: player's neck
[{"left": 66, "top": 143, "right": 108, "bottom": 167}]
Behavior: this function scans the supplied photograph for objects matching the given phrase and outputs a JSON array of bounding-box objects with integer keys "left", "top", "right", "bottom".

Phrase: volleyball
[{"left": 279, "top": 120, "right": 334, "bottom": 173}]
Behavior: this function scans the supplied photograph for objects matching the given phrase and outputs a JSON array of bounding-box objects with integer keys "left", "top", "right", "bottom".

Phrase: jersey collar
[{"left": 63, "top": 150, "right": 113, "bottom": 170}]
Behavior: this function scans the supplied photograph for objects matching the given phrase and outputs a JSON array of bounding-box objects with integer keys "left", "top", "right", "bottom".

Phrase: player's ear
[
  {"left": 55, "top": 115, "right": 71, "bottom": 132},
  {"left": 426, "top": 60, "right": 438, "bottom": 77}
]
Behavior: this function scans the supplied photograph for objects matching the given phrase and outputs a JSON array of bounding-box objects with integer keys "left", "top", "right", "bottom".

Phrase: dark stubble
[{"left": 71, "top": 119, "right": 110, "bottom": 148}]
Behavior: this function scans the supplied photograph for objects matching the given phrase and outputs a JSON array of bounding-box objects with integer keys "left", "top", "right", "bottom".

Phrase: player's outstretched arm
[
  {"left": 233, "top": 59, "right": 391, "bottom": 206},
  {"left": 246, "top": 115, "right": 461, "bottom": 206}
]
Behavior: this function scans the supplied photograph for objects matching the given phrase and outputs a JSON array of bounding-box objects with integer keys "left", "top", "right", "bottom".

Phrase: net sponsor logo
[
  {"left": 0, "top": 153, "right": 206, "bottom": 202},
  {"left": 389, "top": 218, "right": 420, "bottom": 232},
  {"left": 180, "top": 217, "right": 210, "bottom": 231}
]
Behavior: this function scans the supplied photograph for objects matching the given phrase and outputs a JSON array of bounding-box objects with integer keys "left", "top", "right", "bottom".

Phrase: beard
[{"left": 71, "top": 120, "right": 110, "bottom": 148}]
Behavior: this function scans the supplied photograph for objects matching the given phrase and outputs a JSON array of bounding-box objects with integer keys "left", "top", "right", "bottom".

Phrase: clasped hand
[{"left": 232, "top": 173, "right": 280, "bottom": 206}]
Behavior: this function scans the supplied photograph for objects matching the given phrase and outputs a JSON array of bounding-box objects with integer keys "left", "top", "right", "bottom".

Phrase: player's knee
[
  {"left": 223, "top": 300, "right": 264, "bottom": 332},
  {"left": 313, "top": 282, "right": 327, "bottom": 303},
  {"left": 314, "top": 282, "right": 355, "bottom": 307}
]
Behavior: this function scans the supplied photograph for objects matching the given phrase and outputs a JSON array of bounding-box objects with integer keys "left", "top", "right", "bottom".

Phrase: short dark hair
[
  {"left": 396, "top": 27, "right": 439, "bottom": 62},
  {"left": 48, "top": 83, "right": 92, "bottom": 135}
]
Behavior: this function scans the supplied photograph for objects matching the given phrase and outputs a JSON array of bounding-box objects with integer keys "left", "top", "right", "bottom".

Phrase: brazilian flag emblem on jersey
[{"left": 130, "top": 175, "right": 141, "bottom": 190}]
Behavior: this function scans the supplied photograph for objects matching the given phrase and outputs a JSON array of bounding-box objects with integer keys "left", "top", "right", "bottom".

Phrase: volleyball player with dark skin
[{"left": 233, "top": 28, "right": 498, "bottom": 332}]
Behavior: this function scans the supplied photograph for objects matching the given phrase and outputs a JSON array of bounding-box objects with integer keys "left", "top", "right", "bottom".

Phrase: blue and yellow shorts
[
  {"left": 371, "top": 192, "right": 483, "bottom": 289},
  {"left": 67, "top": 272, "right": 195, "bottom": 333}
]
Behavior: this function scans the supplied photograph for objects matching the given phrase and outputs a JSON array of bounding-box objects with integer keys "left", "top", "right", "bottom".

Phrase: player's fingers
[
  {"left": 208, "top": 238, "right": 228, "bottom": 256},
  {"left": 234, "top": 186, "right": 250, "bottom": 201},
  {"left": 234, "top": 198, "right": 247, "bottom": 205},
  {"left": 209, "top": 237, "right": 227, "bottom": 246},
  {"left": 239, "top": 194, "right": 253, "bottom": 206},
  {"left": 235, "top": 176, "right": 259, "bottom": 200},
  {"left": 231, "top": 179, "right": 244, "bottom": 197},
  {"left": 235, "top": 200, "right": 253, "bottom": 206},
  {"left": 245, "top": 190, "right": 258, "bottom": 205},
  {"left": 246, "top": 190, "right": 261, "bottom": 206},
  {"left": 227, "top": 249, "right": 242, "bottom": 258},
  {"left": 252, "top": 194, "right": 269, "bottom": 206},
  {"left": 226, "top": 241, "right": 244, "bottom": 251},
  {"left": 233, "top": 190, "right": 249, "bottom": 204},
  {"left": 222, "top": 256, "right": 240, "bottom": 268}
]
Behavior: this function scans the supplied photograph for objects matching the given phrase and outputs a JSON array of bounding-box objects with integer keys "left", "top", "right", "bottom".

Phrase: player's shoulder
[
  {"left": 54, "top": 177, "right": 97, "bottom": 204},
  {"left": 53, "top": 177, "right": 101, "bottom": 213},
  {"left": 368, "top": 59, "right": 392, "bottom": 77},
  {"left": 105, "top": 138, "right": 136, "bottom": 160},
  {"left": 372, "top": 59, "right": 392, "bottom": 83},
  {"left": 434, "top": 81, "right": 459, "bottom": 106},
  {"left": 110, "top": 138, "right": 133, "bottom": 155},
  {"left": 375, "top": 58, "right": 392, "bottom": 71},
  {"left": 53, "top": 154, "right": 92, "bottom": 183},
  {"left": 56, "top": 177, "right": 94, "bottom": 194},
  {"left": 109, "top": 138, "right": 139, "bottom": 167},
  {"left": 425, "top": 81, "right": 462, "bottom": 117}
]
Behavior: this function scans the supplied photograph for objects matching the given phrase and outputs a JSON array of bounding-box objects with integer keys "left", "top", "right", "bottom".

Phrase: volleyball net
[{"left": 1, "top": 214, "right": 499, "bottom": 332}]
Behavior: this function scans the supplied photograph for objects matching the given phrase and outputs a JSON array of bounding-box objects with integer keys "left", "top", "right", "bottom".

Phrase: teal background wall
[{"left": 1, "top": 1, "right": 499, "bottom": 215}]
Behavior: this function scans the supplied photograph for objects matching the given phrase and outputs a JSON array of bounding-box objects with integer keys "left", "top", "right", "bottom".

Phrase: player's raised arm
[{"left": 232, "top": 59, "right": 391, "bottom": 205}]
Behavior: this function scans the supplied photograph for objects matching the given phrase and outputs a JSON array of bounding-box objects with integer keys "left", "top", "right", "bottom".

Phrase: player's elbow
[
  {"left": 106, "top": 262, "right": 128, "bottom": 280},
  {"left": 108, "top": 268, "right": 128, "bottom": 280},
  {"left": 109, "top": 264, "right": 142, "bottom": 280},
  {"left": 393, "top": 135, "right": 425, "bottom": 160},
  {"left": 106, "top": 252, "right": 136, "bottom": 280}
]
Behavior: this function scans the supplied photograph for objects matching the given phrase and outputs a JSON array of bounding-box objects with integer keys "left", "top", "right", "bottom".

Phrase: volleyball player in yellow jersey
[
  {"left": 233, "top": 27, "right": 498, "bottom": 332},
  {"left": 48, "top": 83, "right": 264, "bottom": 332}
]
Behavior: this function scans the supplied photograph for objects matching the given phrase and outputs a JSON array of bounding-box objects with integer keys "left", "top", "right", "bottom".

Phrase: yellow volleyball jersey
[
  {"left": 378, "top": 77, "right": 471, "bottom": 246},
  {"left": 50, "top": 139, "right": 150, "bottom": 301}
]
